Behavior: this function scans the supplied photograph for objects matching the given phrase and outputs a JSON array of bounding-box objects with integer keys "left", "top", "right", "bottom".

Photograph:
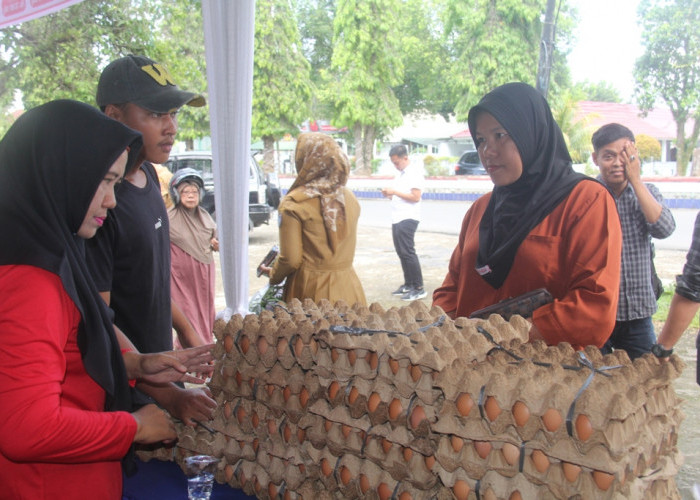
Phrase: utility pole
[{"left": 536, "top": 0, "right": 558, "bottom": 98}]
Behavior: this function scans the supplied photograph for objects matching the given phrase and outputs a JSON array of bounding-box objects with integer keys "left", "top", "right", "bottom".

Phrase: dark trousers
[
  {"left": 392, "top": 219, "right": 423, "bottom": 289},
  {"left": 600, "top": 317, "right": 656, "bottom": 360}
]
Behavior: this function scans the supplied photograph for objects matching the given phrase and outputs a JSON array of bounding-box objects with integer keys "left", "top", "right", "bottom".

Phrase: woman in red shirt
[{"left": 0, "top": 100, "right": 206, "bottom": 499}]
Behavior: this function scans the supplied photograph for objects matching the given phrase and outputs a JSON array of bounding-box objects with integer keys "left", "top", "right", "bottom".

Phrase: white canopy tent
[{"left": 1, "top": 0, "right": 256, "bottom": 319}]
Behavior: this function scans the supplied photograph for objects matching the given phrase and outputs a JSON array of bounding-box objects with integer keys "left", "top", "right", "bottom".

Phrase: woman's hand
[
  {"left": 124, "top": 344, "right": 215, "bottom": 384},
  {"left": 210, "top": 237, "right": 219, "bottom": 252},
  {"left": 131, "top": 404, "right": 177, "bottom": 444},
  {"left": 258, "top": 264, "right": 272, "bottom": 277}
]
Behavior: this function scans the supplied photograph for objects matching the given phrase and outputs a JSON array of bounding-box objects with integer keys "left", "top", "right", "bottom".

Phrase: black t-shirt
[{"left": 86, "top": 162, "right": 172, "bottom": 353}]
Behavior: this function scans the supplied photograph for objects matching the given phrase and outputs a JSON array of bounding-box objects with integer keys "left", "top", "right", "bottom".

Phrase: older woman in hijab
[
  {"left": 0, "top": 100, "right": 212, "bottom": 499},
  {"left": 264, "top": 132, "right": 366, "bottom": 306},
  {"left": 433, "top": 83, "right": 622, "bottom": 349}
]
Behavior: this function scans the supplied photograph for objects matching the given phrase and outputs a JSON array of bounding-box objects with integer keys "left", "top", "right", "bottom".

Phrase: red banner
[{"left": 1, "top": 0, "right": 84, "bottom": 29}]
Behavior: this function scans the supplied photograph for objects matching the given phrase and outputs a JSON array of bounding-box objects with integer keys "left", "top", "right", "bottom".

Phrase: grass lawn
[{"left": 653, "top": 285, "right": 700, "bottom": 328}]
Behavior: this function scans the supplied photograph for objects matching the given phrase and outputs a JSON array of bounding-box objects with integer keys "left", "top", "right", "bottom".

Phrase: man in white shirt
[{"left": 381, "top": 145, "right": 426, "bottom": 301}]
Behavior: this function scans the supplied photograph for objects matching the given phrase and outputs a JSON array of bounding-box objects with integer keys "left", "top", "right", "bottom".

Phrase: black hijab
[
  {"left": 0, "top": 99, "right": 143, "bottom": 412},
  {"left": 467, "top": 82, "right": 588, "bottom": 289}
]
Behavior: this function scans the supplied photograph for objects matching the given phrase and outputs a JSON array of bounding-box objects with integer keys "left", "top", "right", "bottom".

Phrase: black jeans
[{"left": 392, "top": 219, "right": 423, "bottom": 289}]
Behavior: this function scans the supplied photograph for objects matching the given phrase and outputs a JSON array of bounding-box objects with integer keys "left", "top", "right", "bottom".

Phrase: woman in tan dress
[{"left": 265, "top": 132, "right": 366, "bottom": 306}]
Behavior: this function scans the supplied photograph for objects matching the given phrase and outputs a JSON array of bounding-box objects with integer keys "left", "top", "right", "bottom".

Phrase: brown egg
[
  {"left": 267, "top": 419, "right": 276, "bottom": 436},
  {"left": 297, "top": 428, "right": 306, "bottom": 444},
  {"left": 509, "top": 491, "right": 523, "bottom": 500},
  {"left": 252, "top": 438, "right": 259, "bottom": 452},
  {"left": 298, "top": 463, "right": 306, "bottom": 474},
  {"left": 248, "top": 377, "right": 256, "bottom": 390},
  {"left": 276, "top": 338, "right": 287, "bottom": 356},
  {"left": 542, "top": 408, "right": 562, "bottom": 432},
  {"left": 339, "top": 465, "right": 352, "bottom": 485},
  {"left": 367, "top": 352, "right": 379, "bottom": 370},
  {"left": 424, "top": 455, "right": 436, "bottom": 470},
  {"left": 284, "top": 490, "right": 292, "bottom": 500},
  {"left": 268, "top": 483, "right": 278, "bottom": 499},
  {"left": 266, "top": 384, "right": 275, "bottom": 397},
  {"left": 562, "top": 462, "right": 581, "bottom": 482},
  {"left": 409, "top": 405, "right": 427, "bottom": 429},
  {"left": 381, "top": 438, "right": 393, "bottom": 454},
  {"left": 224, "top": 464, "right": 234, "bottom": 482},
  {"left": 377, "top": 482, "right": 392, "bottom": 500},
  {"left": 348, "top": 386, "right": 359, "bottom": 404},
  {"left": 593, "top": 470, "right": 615, "bottom": 491},
  {"left": 320, "top": 458, "right": 332, "bottom": 477},
  {"left": 342, "top": 424, "right": 352, "bottom": 438},
  {"left": 238, "top": 471, "right": 247, "bottom": 487},
  {"left": 368, "top": 392, "right": 381, "bottom": 412},
  {"left": 389, "top": 358, "right": 400, "bottom": 374},
  {"left": 324, "top": 419, "right": 332, "bottom": 432},
  {"left": 224, "top": 335, "right": 234, "bottom": 353},
  {"left": 575, "top": 414, "right": 593, "bottom": 441},
  {"left": 282, "top": 424, "right": 291, "bottom": 442},
  {"left": 410, "top": 364, "right": 422, "bottom": 382},
  {"left": 452, "top": 479, "right": 470, "bottom": 500},
  {"left": 398, "top": 493, "right": 412, "bottom": 500},
  {"left": 512, "top": 401, "right": 530, "bottom": 427},
  {"left": 236, "top": 405, "right": 246, "bottom": 424},
  {"left": 451, "top": 435, "right": 464, "bottom": 453},
  {"left": 484, "top": 396, "right": 502, "bottom": 421},
  {"left": 234, "top": 371, "right": 243, "bottom": 386},
  {"left": 283, "top": 386, "right": 292, "bottom": 402},
  {"left": 310, "top": 339, "right": 319, "bottom": 354},
  {"left": 359, "top": 474, "right": 370, "bottom": 494},
  {"left": 294, "top": 337, "right": 304, "bottom": 357},
  {"left": 474, "top": 441, "right": 492, "bottom": 459},
  {"left": 223, "top": 401, "right": 233, "bottom": 420},
  {"left": 328, "top": 381, "right": 340, "bottom": 400},
  {"left": 253, "top": 477, "right": 262, "bottom": 493},
  {"left": 347, "top": 349, "right": 357, "bottom": 365},
  {"left": 257, "top": 336, "right": 268, "bottom": 355},
  {"left": 239, "top": 335, "right": 250, "bottom": 353},
  {"left": 251, "top": 411, "right": 259, "bottom": 429},
  {"left": 331, "top": 348, "right": 339, "bottom": 362},
  {"left": 501, "top": 442, "right": 520, "bottom": 465},
  {"left": 531, "top": 449, "right": 549, "bottom": 473},
  {"left": 299, "top": 386, "right": 310, "bottom": 408},
  {"left": 402, "top": 446, "right": 413, "bottom": 462},
  {"left": 456, "top": 393, "right": 474, "bottom": 417},
  {"left": 389, "top": 398, "right": 403, "bottom": 420}
]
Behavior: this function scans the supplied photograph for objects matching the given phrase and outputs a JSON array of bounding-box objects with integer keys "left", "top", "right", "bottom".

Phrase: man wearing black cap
[{"left": 86, "top": 55, "right": 216, "bottom": 426}]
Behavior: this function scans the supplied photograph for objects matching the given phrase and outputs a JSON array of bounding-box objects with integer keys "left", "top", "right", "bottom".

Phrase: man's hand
[
  {"left": 622, "top": 140, "right": 641, "bottom": 185},
  {"left": 131, "top": 404, "right": 177, "bottom": 444},
  {"left": 166, "top": 386, "right": 217, "bottom": 427},
  {"left": 125, "top": 344, "right": 214, "bottom": 384}
]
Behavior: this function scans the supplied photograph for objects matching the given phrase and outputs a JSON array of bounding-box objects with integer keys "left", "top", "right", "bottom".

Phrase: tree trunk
[
  {"left": 362, "top": 124, "right": 376, "bottom": 174},
  {"left": 353, "top": 123, "right": 371, "bottom": 175},
  {"left": 693, "top": 148, "right": 700, "bottom": 176},
  {"left": 262, "top": 135, "right": 275, "bottom": 173}
]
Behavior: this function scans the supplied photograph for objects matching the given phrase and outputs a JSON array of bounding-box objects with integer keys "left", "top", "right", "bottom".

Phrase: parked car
[
  {"left": 454, "top": 150, "right": 487, "bottom": 175},
  {"left": 164, "top": 151, "right": 280, "bottom": 229}
]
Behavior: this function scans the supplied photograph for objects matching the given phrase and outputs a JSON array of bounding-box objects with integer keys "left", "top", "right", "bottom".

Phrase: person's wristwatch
[{"left": 651, "top": 343, "right": 674, "bottom": 358}]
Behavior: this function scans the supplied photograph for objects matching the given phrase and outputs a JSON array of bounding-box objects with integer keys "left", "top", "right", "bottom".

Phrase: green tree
[
  {"left": 636, "top": 133, "right": 662, "bottom": 162},
  {"left": 443, "top": 0, "right": 545, "bottom": 120},
  {"left": 252, "top": 0, "right": 312, "bottom": 172},
  {"left": 634, "top": 0, "right": 700, "bottom": 176},
  {"left": 572, "top": 80, "right": 622, "bottom": 103},
  {"left": 326, "top": 0, "right": 403, "bottom": 174},
  {"left": 552, "top": 90, "right": 595, "bottom": 164}
]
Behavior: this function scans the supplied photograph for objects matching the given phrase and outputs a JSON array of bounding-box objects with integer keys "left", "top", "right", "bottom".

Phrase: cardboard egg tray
[{"left": 137, "top": 299, "right": 683, "bottom": 499}]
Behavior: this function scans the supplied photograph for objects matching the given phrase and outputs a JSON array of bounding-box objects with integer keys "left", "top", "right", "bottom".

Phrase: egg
[
  {"left": 410, "top": 364, "right": 422, "bottom": 382},
  {"left": 256, "top": 336, "right": 268, "bottom": 355},
  {"left": 320, "top": 458, "right": 332, "bottom": 477},
  {"left": 252, "top": 438, "right": 259, "bottom": 452},
  {"left": 451, "top": 435, "right": 464, "bottom": 453},
  {"left": 347, "top": 349, "right": 357, "bottom": 365},
  {"left": 251, "top": 411, "right": 259, "bottom": 428},
  {"left": 282, "top": 424, "right": 291, "bottom": 442},
  {"left": 224, "top": 464, "right": 234, "bottom": 482},
  {"left": 452, "top": 480, "right": 470, "bottom": 500},
  {"left": 342, "top": 424, "right": 352, "bottom": 438},
  {"left": 234, "top": 371, "right": 243, "bottom": 386},
  {"left": 224, "top": 335, "right": 233, "bottom": 353},
  {"left": 424, "top": 455, "right": 436, "bottom": 470},
  {"left": 310, "top": 339, "right": 318, "bottom": 354},
  {"left": 268, "top": 483, "right": 278, "bottom": 499},
  {"left": 389, "top": 398, "right": 403, "bottom": 420},
  {"left": 378, "top": 482, "right": 392, "bottom": 500},
  {"left": 299, "top": 386, "right": 310, "bottom": 408},
  {"left": 359, "top": 474, "right": 370, "bottom": 494},
  {"left": 409, "top": 405, "right": 427, "bottom": 429},
  {"left": 267, "top": 419, "right": 276, "bottom": 436},
  {"left": 509, "top": 491, "right": 523, "bottom": 500},
  {"left": 328, "top": 381, "right": 340, "bottom": 400},
  {"left": 512, "top": 401, "right": 530, "bottom": 427},
  {"left": 531, "top": 449, "right": 549, "bottom": 473},
  {"left": 501, "top": 442, "right": 520, "bottom": 465},
  {"left": 398, "top": 492, "right": 412, "bottom": 500},
  {"left": 339, "top": 465, "right": 352, "bottom": 485},
  {"left": 367, "top": 351, "right": 379, "bottom": 370},
  {"left": 474, "top": 441, "right": 492, "bottom": 459},
  {"left": 381, "top": 438, "right": 393, "bottom": 454},
  {"left": 562, "top": 462, "right": 581, "bottom": 482},
  {"left": 348, "top": 386, "right": 359, "bottom": 404},
  {"left": 223, "top": 401, "right": 233, "bottom": 420},
  {"left": 239, "top": 335, "right": 250, "bottom": 353},
  {"left": 253, "top": 477, "right": 262, "bottom": 493},
  {"left": 324, "top": 419, "right": 332, "bottom": 432},
  {"left": 297, "top": 428, "right": 306, "bottom": 444},
  {"left": 389, "top": 358, "right": 400, "bottom": 374},
  {"left": 236, "top": 405, "right": 246, "bottom": 424},
  {"left": 265, "top": 384, "right": 275, "bottom": 397},
  {"left": 283, "top": 386, "right": 291, "bottom": 402},
  {"left": 542, "top": 408, "right": 562, "bottom": 432},
  {"left": 298, "top": 463, "right": 306, "bottom": 474},
  {"left": 593, "top": 470, "right": 614, "bottom": 491},
  {"left": 575, "top": 414, "right": 593, "bottom": 441},
  {"left": 368, "top": 392, "right": 381, "bottom": 412},
  {"left": 331, "top": 348, "right": 339, "bottom": 362},
  {"left": 484, "top": 396, "right": 501, "bottom": 421},
  {"left": 403, "top": 446, "right": 413, "bottom": 462},
  {"left": 294, "top": 337, "right": 304, "bottom": 357},
  {"left": 276, "top": 338, "right": 287, "bottom": 356},
  {"left": 456, "top": 393, "right": 474, "bottom": 417}
]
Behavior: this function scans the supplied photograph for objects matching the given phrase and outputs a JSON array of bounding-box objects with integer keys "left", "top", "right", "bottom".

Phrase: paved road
[{"left": 358, "top": 199, "right": 696, "bottom": 252}]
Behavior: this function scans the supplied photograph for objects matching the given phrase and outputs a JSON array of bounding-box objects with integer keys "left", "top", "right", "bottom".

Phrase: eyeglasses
[{"left": 180, "top": 188, "right": 200, "bottom": 196}]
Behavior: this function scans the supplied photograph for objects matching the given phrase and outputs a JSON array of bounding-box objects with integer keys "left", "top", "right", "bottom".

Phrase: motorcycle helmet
[{"left": 169, "top": 167, "right": 205, "bottom": 205}]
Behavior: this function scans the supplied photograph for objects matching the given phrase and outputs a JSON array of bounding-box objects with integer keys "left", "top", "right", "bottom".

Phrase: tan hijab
[
  {"left": 288, "top": 132, "right": 350, "bottom": 251},
  {"left": 168, "top": 181, "right": 217, "bottom": 264}
]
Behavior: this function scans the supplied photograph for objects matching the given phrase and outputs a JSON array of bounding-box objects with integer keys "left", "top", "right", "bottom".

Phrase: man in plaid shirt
[
  {"left": 592, "top": 123, "right": 676, "bottom": 359},
  {"left": 657, "top": 212, "right": 700, "bottom": 381}
]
